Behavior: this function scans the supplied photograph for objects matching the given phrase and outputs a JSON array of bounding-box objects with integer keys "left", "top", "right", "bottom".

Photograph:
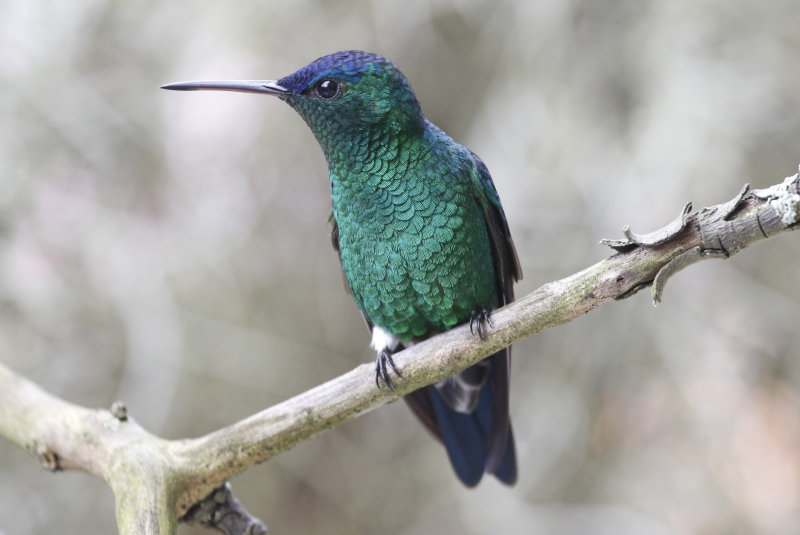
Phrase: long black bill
[{"left": 160, "top": 80, "right": 290, "bottom": 96}]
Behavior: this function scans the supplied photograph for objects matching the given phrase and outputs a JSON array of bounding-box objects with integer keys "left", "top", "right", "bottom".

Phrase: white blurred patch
[{"left": 370, "top": 325, "right": 400, "bottom": 353}]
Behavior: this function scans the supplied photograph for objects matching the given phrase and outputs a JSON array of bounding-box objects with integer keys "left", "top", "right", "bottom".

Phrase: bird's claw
[
  {"left": 469, "top": 308, "right": 493, "bottom": 340},
  {"left": 375, "top": 349, "right": 402, "bottom": 390}
]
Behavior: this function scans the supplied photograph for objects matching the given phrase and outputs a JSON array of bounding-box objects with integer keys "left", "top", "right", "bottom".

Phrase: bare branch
[{"left": 0, "top": 170, "right": 797, "bottom": 533}]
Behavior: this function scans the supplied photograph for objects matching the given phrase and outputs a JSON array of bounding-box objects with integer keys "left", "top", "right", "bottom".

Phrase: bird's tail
[{"left": 404, "top": 349, "right": 517, "bottom": 487}]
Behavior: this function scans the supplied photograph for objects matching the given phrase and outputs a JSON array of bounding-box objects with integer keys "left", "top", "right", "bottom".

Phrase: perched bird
[{"left": 162, "top": 50, "right": 522, "bottom": 487}]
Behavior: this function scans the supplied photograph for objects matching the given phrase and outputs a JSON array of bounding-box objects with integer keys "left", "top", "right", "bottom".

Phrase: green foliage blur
[{"left": 1, "top": 1, "right": 799, "bottom": 533}]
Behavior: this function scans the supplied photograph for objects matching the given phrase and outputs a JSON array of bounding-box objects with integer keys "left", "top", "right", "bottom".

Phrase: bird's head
[
  {"left": 277, "top": 51, "right": 424, "bottom": 134},
  {"left": 162, "top": 51, "right": 425, "bottom": 150}
]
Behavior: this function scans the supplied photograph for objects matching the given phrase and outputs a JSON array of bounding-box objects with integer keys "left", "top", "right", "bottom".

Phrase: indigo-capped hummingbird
[{"left": 162, "top": 51, "right": 522, "bottom": 486}]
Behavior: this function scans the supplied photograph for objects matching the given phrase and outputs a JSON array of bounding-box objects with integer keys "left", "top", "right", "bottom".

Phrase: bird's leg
[
  {"left": 469, "top": 308, "right": 493, "bottom": 340},
  {"left": 375, "top": 348, "right": 403, "bottom": 390},
  {"left": 371, "top": 325, "right": 403, "bottom": 390}
]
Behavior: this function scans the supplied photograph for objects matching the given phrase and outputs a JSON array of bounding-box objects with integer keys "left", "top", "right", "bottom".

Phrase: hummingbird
[{"left": 162, "top": 50, "right": 522, "bottom": 487}]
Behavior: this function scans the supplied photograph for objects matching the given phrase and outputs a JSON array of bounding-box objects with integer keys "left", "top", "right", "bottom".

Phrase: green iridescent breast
[{"left": 330, "top": 127, "right": 498, "bottom": 340}]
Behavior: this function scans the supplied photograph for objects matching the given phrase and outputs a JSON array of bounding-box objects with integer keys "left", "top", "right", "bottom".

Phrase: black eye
[{"left": 315, "top": 79, "right": 341, "bottom": 100}]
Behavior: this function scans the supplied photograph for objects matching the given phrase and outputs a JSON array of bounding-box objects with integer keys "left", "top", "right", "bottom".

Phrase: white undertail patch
[{"left": 370, "top": 325, "right": 401, "bottom": 354}]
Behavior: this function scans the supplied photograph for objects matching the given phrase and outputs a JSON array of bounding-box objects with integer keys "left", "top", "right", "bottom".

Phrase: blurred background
[{"left": 1, "top": 1, "right": 799, "bottom": 533}]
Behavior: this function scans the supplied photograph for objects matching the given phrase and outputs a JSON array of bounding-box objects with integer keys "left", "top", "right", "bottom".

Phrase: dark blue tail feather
[
  {"left": 426, "top": 381, "right": 517, "bottom": 486},
  {"left": 429, "top": 386, "right": 486, "bottom": 486}
]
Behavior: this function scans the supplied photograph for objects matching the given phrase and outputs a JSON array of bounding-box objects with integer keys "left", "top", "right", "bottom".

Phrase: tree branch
[{"left": 0, "top": 169, "right": 797, "bottom": 533}]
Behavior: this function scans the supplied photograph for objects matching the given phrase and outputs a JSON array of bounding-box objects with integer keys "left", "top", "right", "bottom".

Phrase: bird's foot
[
  {"left": 469, "top": 308, "right": 493, "bottom": 340},
  {"left": 375, "top": 348, "right": 403, "bottom": 390}
]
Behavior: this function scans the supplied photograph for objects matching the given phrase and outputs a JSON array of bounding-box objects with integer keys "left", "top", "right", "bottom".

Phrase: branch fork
[{"left": 601, "top": 171, "right": 799, "bottom": 303}]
